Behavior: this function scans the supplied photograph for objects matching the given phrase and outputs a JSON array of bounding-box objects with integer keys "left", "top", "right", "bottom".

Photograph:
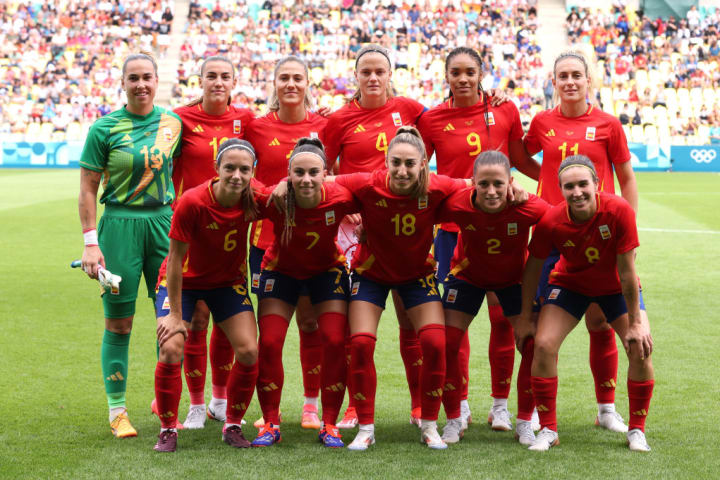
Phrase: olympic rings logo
[{"left": 690, "top": 149, "right": 717, "bottom": 164}]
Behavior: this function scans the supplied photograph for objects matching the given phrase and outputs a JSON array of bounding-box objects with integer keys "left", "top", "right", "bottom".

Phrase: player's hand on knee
[
  {"left": 513, "top": 316, "right": 535, "bottom": 352},
  {"left": 623, "top": 321, "right": 653, "bottom": 360},
  {"left": 157, "top": 313, "right": 188, "bottom": 346},
  {"left": 81, "top": 245, "right": 105, "bottom": 279}
]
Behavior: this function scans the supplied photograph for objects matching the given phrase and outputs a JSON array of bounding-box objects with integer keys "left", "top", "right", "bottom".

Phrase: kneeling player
[
  {"left": 152, "top": 139, "right": 266, "bottom": 452},
  {"left": 252, "top": 138, "right": 357, "bottom": 448},
  {"left": 437, "top": 151, "right": 549, "bottom": 446},
  {"left": 515, "top": 155, "right": 654, "bottom": 452}
]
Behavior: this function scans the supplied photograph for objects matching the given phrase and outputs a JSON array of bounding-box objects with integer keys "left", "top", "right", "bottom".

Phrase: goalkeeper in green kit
[{"left": 78, "top": 53, "right": 182, "bottom": 438}]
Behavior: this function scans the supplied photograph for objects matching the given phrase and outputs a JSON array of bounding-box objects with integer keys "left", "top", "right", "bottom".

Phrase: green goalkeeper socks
[{"left": 101, "top": 329, "right": 130, "bottom": 409}]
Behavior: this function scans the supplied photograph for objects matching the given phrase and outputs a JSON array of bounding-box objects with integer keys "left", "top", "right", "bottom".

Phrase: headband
[
  {"left": 558, "top": 163, "right": 596, "bottom": 178},
  {"left": 289, "top": 150, "right": 326, "bottom": 167},
  {"left": 355, "top": 47, "right": 391, "bottom": 68},
  {"left": 217, "top": 143, "right": 256, "bottom": 164}
]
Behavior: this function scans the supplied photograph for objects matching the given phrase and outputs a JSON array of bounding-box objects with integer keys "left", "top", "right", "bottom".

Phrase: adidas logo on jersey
[
  {"left": 353, "top": 124, "right": 366, "bottom": 133},
  {"left": 268, "top": 138, "right": 280, "bottom": 146},
  {"left": 465, "top": 224, "right": 476, "bottom": 231},
  {"left": 545, "top": 129, "right": 556, "bottom": 137},
  {"left": 443, "top": 123, "right": 455, "bottom": 131},
  {"left": 121, "top": 134, "right": 132, "bottom": 142},
  {"left": 206, "top": 222, "right": 219, "bottom": 230},
  {"left": 375, "top": 199, "right": 388, "bottom": 207},
  {"left": 334, "top": 286, "right": 345, "bottom": 294},
  {"left": 192, "top": 124, "right": 204, "bottom": 133},
  {"left": 563, "top": 240, "right": 575, "bottom": 247}
]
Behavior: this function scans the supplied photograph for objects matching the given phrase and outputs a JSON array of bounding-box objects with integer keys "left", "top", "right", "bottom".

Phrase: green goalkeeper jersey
[{"left": 80, "top": 106, "right": 182, "bottom": 207}]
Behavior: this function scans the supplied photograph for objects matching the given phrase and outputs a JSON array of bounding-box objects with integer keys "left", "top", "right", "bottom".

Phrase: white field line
[{"left": 638, "top": 227, "right": 720, "bottom": 234}]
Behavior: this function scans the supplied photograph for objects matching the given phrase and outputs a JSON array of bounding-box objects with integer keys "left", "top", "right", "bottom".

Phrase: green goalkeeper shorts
[{"left": 98, "top": 204, "right": 172, "bottom": 319}]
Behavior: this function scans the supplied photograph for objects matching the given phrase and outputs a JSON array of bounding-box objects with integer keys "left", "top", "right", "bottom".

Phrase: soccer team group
[{"left": 77, "top": 43, "right": 654, "bottom": 454}]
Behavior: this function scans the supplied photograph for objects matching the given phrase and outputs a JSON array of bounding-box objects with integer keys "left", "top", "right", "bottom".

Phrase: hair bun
[
  {"left": 296, "top": 136, "right": 325, "bottom": 152},
  {"left": 396, "top": 125, "right": 421, "bottom": 138}
]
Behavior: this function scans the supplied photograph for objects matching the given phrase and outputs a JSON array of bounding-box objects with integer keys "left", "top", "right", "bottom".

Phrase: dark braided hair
[
  {"left": 282, "top": 137, "right": 327, "bottom": 246},
  {"left": 444, "top": 47, "right": 490, "bottom": 133},
  {"left": 215, "top": 138, "right": 259, "bottom": 221}
]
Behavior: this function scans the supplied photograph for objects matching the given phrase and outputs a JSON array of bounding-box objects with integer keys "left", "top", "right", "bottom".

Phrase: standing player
[
  {"left": 418, "top": 46, "right": 541, "bottom": 431},
  {"left": 166, "top": 55, "right": 255, "bottom": 429},
  {"left": 152, "top": 139, "right": 264, "bottom": 452},
  {"left": 79, "top": 52, "right": 182, "bottom": 438},
  {"left": 323, "top": 44, "right": 428, "bottom": 428},
  {"left": 251, "top": 138, "right": 357, "bottom": 448},
  {"left": 331, "top": 127, "right": 470, "bottom": 450},
  {"left": 515, "top": 156, "right": 654, "bottom": 452},
  {"left": 523, "top": 49, "right": 639, "bottom": 432},
  {"left": 435, "top": 151, "right": 549, "bottom": 446},
  {"left": 245, "top": 56, "right": 329, "bottom": 429}
]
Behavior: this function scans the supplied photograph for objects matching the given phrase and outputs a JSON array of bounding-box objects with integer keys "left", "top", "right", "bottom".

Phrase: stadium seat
[
  {"left": 697, "top": 125, "right": 711, "bottom": 144},
  {"left": 644, "top": 125, "right": 658, "bottom": 143},
  {"left": 25, "top": 122, "right": 40, "bottom": 141},
  {"left": 631, "top": 125, "right": 644, "bottom": 143}
]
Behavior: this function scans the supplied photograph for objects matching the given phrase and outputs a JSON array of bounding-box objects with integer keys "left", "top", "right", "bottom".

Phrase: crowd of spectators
[
  {"left": 566, "top": 2, "right": 720, "bottom": 144},
  {"left": 0, "top": 0, "right": 174, "bottom": 140},
  {"left": 171, "top": 0, "right": 546, "bottom": 126}
]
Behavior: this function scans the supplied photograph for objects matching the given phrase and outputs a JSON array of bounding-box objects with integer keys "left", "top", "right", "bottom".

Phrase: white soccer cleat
[
  {"left": 460, "top": 400, "right": 472, "bottom": 425},
  {"left": 531, "top": 408, "right": 541, "bottom": 431},
  {"left": 347, "top": 428, "right": 375, "bottom": 451},
  {"left": 338, "top": 407, "right": 358, "bottom": 429},
  {"left": 183, "top": 404, "right": 207, "bottom": 429},
  {"left": 421, "top": 422, "right": 448, "bottom": 450},
  {"left": 207, "top": 398, "right": 227, "bottom": 422},
  {"left": 488, "top": 405, "right": 513, "bottom": 431},
  {"left": 441, "top": 417, "right": 466, "bottom": 444},
  {"left": 627, "top": 428, "right": 651, "bottom": 452},
  {"left": 596, "top": 411, "right": 629, "bottom": 433},
  {"left": 528, "top": 427, "right": 559, "bottom": 451},
  {"left": 515, "top": 419, "right": 536, "bottom": 446}
]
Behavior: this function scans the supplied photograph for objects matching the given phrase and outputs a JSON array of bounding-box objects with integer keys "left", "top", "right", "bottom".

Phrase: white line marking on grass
[{"left": 639, "top": 227, "right": 720, "bottom": 234}]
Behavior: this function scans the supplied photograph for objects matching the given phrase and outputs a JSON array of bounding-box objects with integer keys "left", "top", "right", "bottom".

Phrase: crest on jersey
[
  {"left": 392, "top": 112, "right": 402, "bottom": 127},
  {"left": 585, "top": 126, "right": 596, "bottom": 141},
  {"left": 599, "top": 224, "right": 611, "bottom": 240},
  {"left": 233, "top": 120, "right": 242, "bottom": 135},
  {"left": 418, "top": 196, "right": 428, "bottom": 209},
  {"left": 325, "top": 210, "right": 336, "bottom": 226},
  {"left": 264, "top": 278, "right": 275, "bottom": 293},
  {"left": 447, "top": 289, "right": 458, "bottom": 303},
  {"left": 486, "top": 112, "right": 495, "bottom": 126},
  {"left": 507, "top": 222, "right": 517, "bottom": 236},
  {"left": 163, "top": 127, "right": 172, "bottom": 142},
  {"left": 310, "top": 131, "right": 318, "bottom": 139}
]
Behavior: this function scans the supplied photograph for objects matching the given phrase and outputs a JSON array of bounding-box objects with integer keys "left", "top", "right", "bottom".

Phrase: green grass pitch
[{"left": 0, "top": 169, "right": 718, "bottom": 479}]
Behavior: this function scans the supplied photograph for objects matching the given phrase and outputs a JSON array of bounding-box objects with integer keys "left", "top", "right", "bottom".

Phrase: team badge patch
[
  {"left": 264, "top": 278, "right": 275, "bottom": 293},
  {"left": 163, "top": 127, "right": 172, "bottom": 142},
  {"left": 446, "top": 289, "right": 458, "bottom": 303},
  {"left": 392, "top": 112, "right": 402, "bottom": 127},
  {"left": 599, "top": 224, "right": 611, "bottom": 240},
  {"left": 233, "top": 120, "right": 242, "bottom": 135},
  {"left": 486, "top": 112, "right": 495, "bottom": 126},
  {"left": 325, "top": 210, "right": 336, "bottom": 225},
  {"left": 351, "top": 282, "right": 360, "bottom": 296},
  {"left": 507, "top": 223, "right": 518, "bottom": 236},
  {"left": 310, "top": 131, "right": 318, "bottom": 139},
  {"left": 585, "top": 126, "right": 596, "bottom": 141},
  {"left": 418, "top": 196, "right": 428, "bottom": 209},
  {"left": 161, "top": 296, "right": 170, "bottom": 310},
  {"left": 548, "top": 288, "right": 561, "bottom": 300},
  {"left": 252, "top": 273, "right": 260, "bottom": 289}
]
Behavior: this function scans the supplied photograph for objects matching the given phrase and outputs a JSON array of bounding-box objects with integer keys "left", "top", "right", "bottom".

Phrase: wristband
[{"left": 83, "top": 228, "right": 98, "bottom": 247}]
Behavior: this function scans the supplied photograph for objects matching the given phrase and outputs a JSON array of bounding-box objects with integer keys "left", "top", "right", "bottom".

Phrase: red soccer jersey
[
  {"left": 173, "top": 104, "right": 255, "bottom": 198},
  {"left": 323, "top": 96, "right": 426, "bottom": 174},
  {"left": 528, "top": 191, "right": 639, "bottom": 296},
  {"left": 261, "top": 182, "right": 358, "bottom": 278},
  {"left": 438, "top": 191, "right": 550, "bottom": 289},
  {"left": 166, "top": 179, "right": 267, "bottom": 290},
  {"left": 245, "top": 111, "right": 328, "bottom": 251},
  {"left": 418, "top": 96, "right": 524, "bottom": 232},
  {"left": 524, "top": 105, "right": 631, "bottom": 206},
  {"left": 335, "top": 169, "right": 466, "bottom": 284}
]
